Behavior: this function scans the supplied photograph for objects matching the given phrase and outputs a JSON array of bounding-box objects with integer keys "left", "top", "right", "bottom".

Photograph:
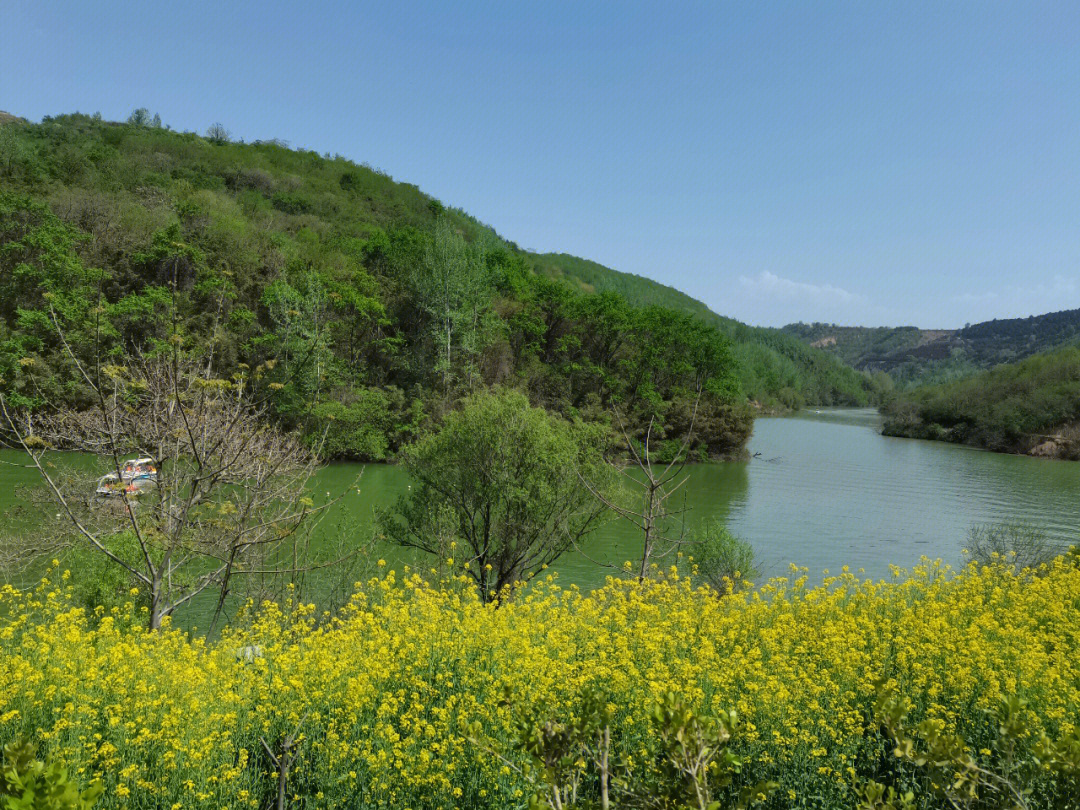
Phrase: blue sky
[{"left": 2, "top": 1, "right": 1078, "bottom": 327}]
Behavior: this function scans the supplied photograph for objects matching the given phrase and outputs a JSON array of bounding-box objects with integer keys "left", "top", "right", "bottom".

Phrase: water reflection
[{"left": 3, "top": 408, "right": 1080, "bottom": 608}]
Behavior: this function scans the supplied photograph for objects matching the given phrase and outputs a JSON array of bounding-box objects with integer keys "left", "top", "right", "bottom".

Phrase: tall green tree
[
  {"left": 261, "top": 272, "right": 336, "bottom": 415},
  {"left": 0, "top": 193, "right": 108, "bottom": 410},
  {"left": 412, "top": 218, "right": 494, "bottom": 393}
]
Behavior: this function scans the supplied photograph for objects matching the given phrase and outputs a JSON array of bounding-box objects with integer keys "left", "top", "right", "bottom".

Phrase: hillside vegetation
[
  {"left": 785, "top": 308, "right": 1080, "bottom": 388},
  {"left": 0, "top": 111, "right": 778, "bottom": 460},
  {"left": 881, "top": 345, "right": 1080, "bottom": 458},
  {"left": 533, "top": 253, "right": 875, "bottom": 408},
  {"left": 0, "top": 112, "right": 879, "bottom": 460}
]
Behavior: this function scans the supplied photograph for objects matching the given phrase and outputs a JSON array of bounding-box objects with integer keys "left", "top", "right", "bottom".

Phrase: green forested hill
[
  {"left": 783, "top": 310, "right": 1080, "bottom": 389},
  {"left": 780, "top": 322, "right": 928, "bottom": 369},
  {"left": 532, "top": 253, "right": 875, "bottom": 408},
  {"left": 959, "top": 309, "right": 1080, "bottom": 361},
  {"left": 881, "top": 346, "right": 1080, "bottom": 458},
  {"left": 0, "top": 112, "right": 868, "bottom": 461}
]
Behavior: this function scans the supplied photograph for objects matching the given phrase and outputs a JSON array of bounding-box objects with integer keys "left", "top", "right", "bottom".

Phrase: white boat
[{"left": 95, "top": 458, "right": 157, "bottom": 497}]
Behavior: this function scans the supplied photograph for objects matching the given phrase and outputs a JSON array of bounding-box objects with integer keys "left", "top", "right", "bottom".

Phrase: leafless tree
[
  {"left": 205, "top": 122, "right": 230, "bottom": 144},
  {"left": 0, "top": 337, "right": 343, "bottom": 632},
  {"left": 579, "top": 393, "right": 701, "bottom": 581}
]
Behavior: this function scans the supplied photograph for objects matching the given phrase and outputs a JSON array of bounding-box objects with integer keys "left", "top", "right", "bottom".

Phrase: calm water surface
[
  {"left": 721, "top": 408, "right": 1080, "bottom": 579},
  {"left": 4, "top": 408, "right": 1080, "bottom": 603}
]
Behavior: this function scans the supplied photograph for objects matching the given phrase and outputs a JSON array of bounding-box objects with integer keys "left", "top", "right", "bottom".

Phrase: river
[
  {"left": 3, "top": 408, "right": 1079, "bottom": 610},
  {"left": 561, "top": 407, "right": 1080, "bottom": 584}
]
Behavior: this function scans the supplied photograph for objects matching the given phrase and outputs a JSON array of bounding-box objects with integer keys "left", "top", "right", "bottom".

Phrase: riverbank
[
  {"left": 880, "top": 346, "right": 1080, "bottom": 461},
  {"left": 883, "top": 417, "right": 1080, "bottom": 460}
]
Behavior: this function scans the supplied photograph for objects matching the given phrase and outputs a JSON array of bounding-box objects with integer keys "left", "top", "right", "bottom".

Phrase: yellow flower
[{"left": 1, "top": 555, "right": 1077, "bottom": 808}]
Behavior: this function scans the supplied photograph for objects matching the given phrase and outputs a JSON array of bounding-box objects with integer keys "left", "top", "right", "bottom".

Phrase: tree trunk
[{"left": 149, "top": 578, "right": 164, "bottom": 631}]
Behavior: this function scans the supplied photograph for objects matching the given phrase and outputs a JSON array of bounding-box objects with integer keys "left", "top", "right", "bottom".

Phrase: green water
[
  {"left": 565, "top": 407, "right": 1080, "bottom": 583},
  {"left": 4, "top": 408, "right": 1080, "bottom": 613}
]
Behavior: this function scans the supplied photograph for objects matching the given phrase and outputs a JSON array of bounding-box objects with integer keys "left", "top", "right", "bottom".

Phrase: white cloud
[
  {"left": 738, "top": 271, "right": 863, "bottom": 305},
  {"left": 951, "top": 275, "right": 1080, "bottom": 319}
]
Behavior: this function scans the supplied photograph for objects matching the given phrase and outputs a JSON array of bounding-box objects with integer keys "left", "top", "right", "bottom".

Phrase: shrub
[
  {"left": 310, "top": 389, "right": 394, "bottom": 460},
  {"left": 693, "top": 520, "right": 758, "bottom": 594},
  {"left": 1, "top": 738, "right": 102, "bottom": 809},
  {"left": 495, "top": 686, "right": 776, "bottom": 809},
  {"left": 859, "top": 684, "right": 1080, "bottom": 809},
  {"left": 338, "top": 172, "right": 360, "bottom": 192},
  {"left": 964, "top": 521, "right": 1065, "bottom": 574},
  {"left": 62, "top": 531, "right": 145, "bottom": 615},
  {"left": 271, "top": 191, "right": 311, "bottom": 215}
]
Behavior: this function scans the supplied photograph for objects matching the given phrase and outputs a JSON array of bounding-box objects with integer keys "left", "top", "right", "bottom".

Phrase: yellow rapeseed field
[{"left": 1, "top": 557, "right": 1078, "bottom": 809}]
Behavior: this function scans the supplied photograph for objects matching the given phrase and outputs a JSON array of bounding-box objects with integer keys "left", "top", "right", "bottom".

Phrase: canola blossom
[{"left": 1, "top": 558, "right": 1078, "bottom": 809}]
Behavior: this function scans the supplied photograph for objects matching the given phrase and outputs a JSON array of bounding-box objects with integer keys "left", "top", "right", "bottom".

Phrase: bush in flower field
[
  {"left": 1, "top": 737, "right": 102, "bottom": 809},
  {"left": 1, "top": 556, "right": 1079, "bottom": 809}
]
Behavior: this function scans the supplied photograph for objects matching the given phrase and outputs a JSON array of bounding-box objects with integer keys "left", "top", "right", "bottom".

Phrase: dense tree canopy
[
  {"left": 532, "top": 253, "right": 875, "bottom": 408},
  {"left": 0, "top": 113, "right": 769, "bottom": 458},
  {"left": 881, "top": 346, "right": 1080, "bottom": 458}
]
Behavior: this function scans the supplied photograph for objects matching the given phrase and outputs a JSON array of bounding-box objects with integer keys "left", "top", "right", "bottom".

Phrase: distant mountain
[
  {"left": 782, "top": 309, "right": 1080, "bottom": 388},
  {"left": 531, "top": 253, "right": 875, "bottom": 408}
]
